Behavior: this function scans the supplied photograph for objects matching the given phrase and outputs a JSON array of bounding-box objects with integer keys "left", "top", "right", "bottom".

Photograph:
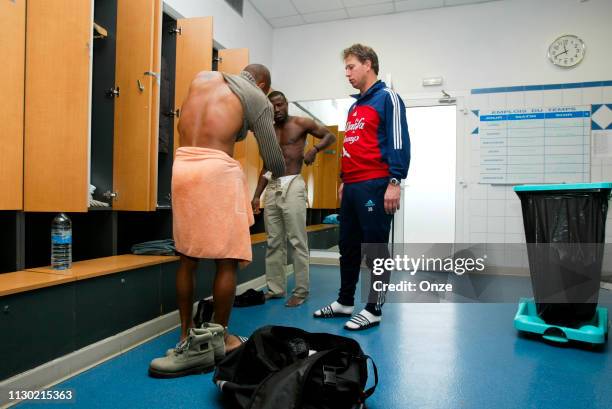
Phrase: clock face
[{"left": 548, "top": 35, "right": 585, "bottom": 68}]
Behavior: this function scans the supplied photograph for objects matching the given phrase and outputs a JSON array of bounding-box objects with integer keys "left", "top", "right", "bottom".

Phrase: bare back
[{"left": 177, "top": 72, "right": 244, "bottom": 157}]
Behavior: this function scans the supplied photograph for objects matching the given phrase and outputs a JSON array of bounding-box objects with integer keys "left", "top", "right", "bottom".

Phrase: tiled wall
[{"left": 464, "top": 81, "right": 612, "bottom": 271}]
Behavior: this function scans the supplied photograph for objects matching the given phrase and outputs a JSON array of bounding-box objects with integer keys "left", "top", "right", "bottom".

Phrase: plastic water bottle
[{"left": 51, "top": 213, "right": 72, "bottom": 270}]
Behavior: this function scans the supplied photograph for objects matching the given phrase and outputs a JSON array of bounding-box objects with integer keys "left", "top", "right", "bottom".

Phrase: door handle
[
  {"left": 103, "top": 191, "right": 119, "bottom": 201},
  {"left": 144, "top": 71, "right": 161, "bottom": 86},
  {"left": 106, "top": 87, "right": 120, "bottom": 98},
  {"left": 165, "top": 109, "right": 180, "bottom": 118}
]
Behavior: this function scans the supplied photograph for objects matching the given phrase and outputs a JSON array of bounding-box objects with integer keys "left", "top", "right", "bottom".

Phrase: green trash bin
[{"left": 514, "top": 183, "right": 612, "bottom": 326}]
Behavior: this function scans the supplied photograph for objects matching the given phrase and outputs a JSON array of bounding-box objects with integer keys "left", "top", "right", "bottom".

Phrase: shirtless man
[
  {"left": 251, "top": 91, "right": 336, "bottom": 307},
  {"left": 149, "top": 65, "right": 285, "bottom": 378}
]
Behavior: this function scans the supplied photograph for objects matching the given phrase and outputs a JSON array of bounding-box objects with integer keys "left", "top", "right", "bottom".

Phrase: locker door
[
  {"left": 24, "top": 0, "right": 93, "bottom": 212},
  {"left": 218, "top": 49, "right": 261, "bottom": 195},
  {"left": 218, "top": 48, "right": 250, "bottom": 74},
  {"left": 113, "top": 0, "right": 162, "bottom": 211},
  {"left": 0, "top": 0, "right": 25, "bottom": 210},
  {"left": 336, "top": 131, "right": 345, "bottom": 208},
  {"left": 173, "top": 16, "right": 213, "bottom": 152},
  {"left": 301, "top": 135, "right": 315, "bottom": 208},
  {"left": 219, "top": 48, "right": 250, "bottom": 166},
  {"left": 312, "top": 126, "right": 339, "bottom": 209}
]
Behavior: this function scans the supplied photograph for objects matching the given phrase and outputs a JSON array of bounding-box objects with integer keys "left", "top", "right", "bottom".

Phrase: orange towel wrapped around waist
[{"left": 172, "top": 147, "right": 255, "bottom": 264}]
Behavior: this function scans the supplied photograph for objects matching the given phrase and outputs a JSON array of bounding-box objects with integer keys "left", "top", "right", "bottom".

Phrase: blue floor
[{"left": 18, "top": 265, "right": 612, "bottom": 409}]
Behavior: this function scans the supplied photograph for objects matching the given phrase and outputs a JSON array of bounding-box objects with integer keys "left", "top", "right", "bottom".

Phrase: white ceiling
[{"left": 249, "top": 0, "right": 503, "bottom": 28}]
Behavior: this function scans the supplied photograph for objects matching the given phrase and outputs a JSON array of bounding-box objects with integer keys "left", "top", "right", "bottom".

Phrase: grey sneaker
[
  {"left": 149, "top": 328, "right": 215, "bottom": 378},
  {"left": 166, "top": 323, "right": 225, "bottom": 363}
]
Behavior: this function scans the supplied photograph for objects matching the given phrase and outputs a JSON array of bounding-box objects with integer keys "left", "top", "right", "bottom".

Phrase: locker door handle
[
  {"left": 165, "top": 109, "right": 180, "bottom": 118},
  {"left": 144, "top": 71, "right": 161, "bottom": 85},
  {"left": 106, "top": 87, "right": 120, "bottom": 98},
  {"left": 103, "top": 191, "right": 119, "bottom": 200}
]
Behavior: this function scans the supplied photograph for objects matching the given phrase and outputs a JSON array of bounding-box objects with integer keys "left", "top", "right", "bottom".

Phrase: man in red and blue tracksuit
[{"left": 314, "top": 44, "right": 410, "bottom": 331}]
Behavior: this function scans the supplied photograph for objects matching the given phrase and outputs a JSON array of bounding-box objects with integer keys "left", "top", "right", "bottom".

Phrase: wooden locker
[
  {"left": 218, "top": 48, "right": 250, "bottom": 75},
  {"left": 218, "top": 48, "right": 251, "bottom": 165},
  {"left": 336, "top": 131, "right": 345, "bottom": 208},
  {"left": 173, "top": 16, "right": 213, "bottom": 152},
  {"left": 311, "top": 126, "right": 339, "bottom": 209},
  {"left": 112, "top": 0, "right": 162, "bottom": 211},
  {"left": 0, "top": 0, "right": 26, "bottom": 210},
  {"left": 24, "top": 0, "right": 93, "bottom": 212},
  {"left": 301, "top": 135, "right": 315, "bottom": 208},
  {"left": 218, "top": 48, "right": 261, "bottom": 196}
]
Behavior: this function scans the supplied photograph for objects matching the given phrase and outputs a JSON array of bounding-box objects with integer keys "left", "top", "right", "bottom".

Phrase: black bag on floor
[
  {"left": 213, "top": 326, "right": 378, "bottom": 409},
  {"left": 194, "top": 299, "right": 214, "bottom": 328},
  {"left": 233, "top": 289, "right": 265, "bottom": 308}
]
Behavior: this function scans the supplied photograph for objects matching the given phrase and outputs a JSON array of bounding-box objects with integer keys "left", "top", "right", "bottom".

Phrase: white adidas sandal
[
  {"left": 313, "top": 303, "right": 353, "bottom": 318},
  {"left": 344, "top": 312, "right": 381, "bottom": 331}
]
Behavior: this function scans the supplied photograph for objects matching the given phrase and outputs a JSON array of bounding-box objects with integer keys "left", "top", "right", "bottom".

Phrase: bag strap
[{"left": 362, "top": 355, "right": 378, "bottom": 400}]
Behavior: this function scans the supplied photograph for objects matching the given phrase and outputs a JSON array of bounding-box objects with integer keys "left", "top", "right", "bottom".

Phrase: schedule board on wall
[{"left": 480, "top": 106, "right": 590, "bottom": 184}]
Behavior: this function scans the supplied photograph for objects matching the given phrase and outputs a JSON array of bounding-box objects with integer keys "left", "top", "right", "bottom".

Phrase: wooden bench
[
  {"left": 250, "top": 224, "right": 336, "bottom": 245},
  {"left": 0, "top": 255, "right": 178, "bottom": 297},
  {"left": 0, "top": 224, "right": 338, "bottom": 297},
  {"left": 0, "top": 270, "right": 76, "bottom": 297},
  {"left": 26, "top": 254, "right": 180, "bottom": 280}
]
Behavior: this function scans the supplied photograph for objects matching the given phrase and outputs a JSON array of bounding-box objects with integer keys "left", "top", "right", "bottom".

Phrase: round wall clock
[{"left": 548, "top": 34, "right": 586, "bottom": 68}]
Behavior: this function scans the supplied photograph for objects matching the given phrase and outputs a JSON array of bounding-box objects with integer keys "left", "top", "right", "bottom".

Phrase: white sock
[
  {"left": 330, "top": 301, "right": 354, "bottom": 314},
  {"left": 314, "top": 301, "right": 354, "bottom": 317},
  {"left": 345, "top": 309, "right": 381, "bottom": 330}
]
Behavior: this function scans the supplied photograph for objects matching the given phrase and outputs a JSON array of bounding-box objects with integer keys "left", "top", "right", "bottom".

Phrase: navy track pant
[{"left": 337, "top": 178, "right": 393, "bottom": 315}]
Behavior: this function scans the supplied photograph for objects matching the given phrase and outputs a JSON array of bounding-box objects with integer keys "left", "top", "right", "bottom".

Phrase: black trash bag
[
  {"left": 213, "top": 326, "right": 377, "bottom": 409},
  {"left": 517, "top": 189, "right": 610, "bottom": 326}
]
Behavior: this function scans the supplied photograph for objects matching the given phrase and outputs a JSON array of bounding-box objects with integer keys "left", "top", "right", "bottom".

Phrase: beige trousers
[{"left": 264, "top": 175, "right": 309, "bottom": 299}]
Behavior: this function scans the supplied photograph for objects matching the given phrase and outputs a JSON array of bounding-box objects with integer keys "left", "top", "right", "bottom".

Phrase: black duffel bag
[{"left": 213, "top": 326, "right": 378, "bottom": 409}]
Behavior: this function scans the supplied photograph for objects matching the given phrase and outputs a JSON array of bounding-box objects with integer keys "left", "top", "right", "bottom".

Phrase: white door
[{"left": 393, "top": 103, "right": 459, "bottom": 244}]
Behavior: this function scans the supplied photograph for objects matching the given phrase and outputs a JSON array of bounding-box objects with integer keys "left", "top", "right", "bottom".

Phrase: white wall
[
  {"left": 272, "top": 0, "right": 612, "bottom": 275},
  {"left": 272, "top": 0, "right": 612, "bottom": 102},
  {"left": 164, "top": 0, "right": 274, "bottom": 68}
]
